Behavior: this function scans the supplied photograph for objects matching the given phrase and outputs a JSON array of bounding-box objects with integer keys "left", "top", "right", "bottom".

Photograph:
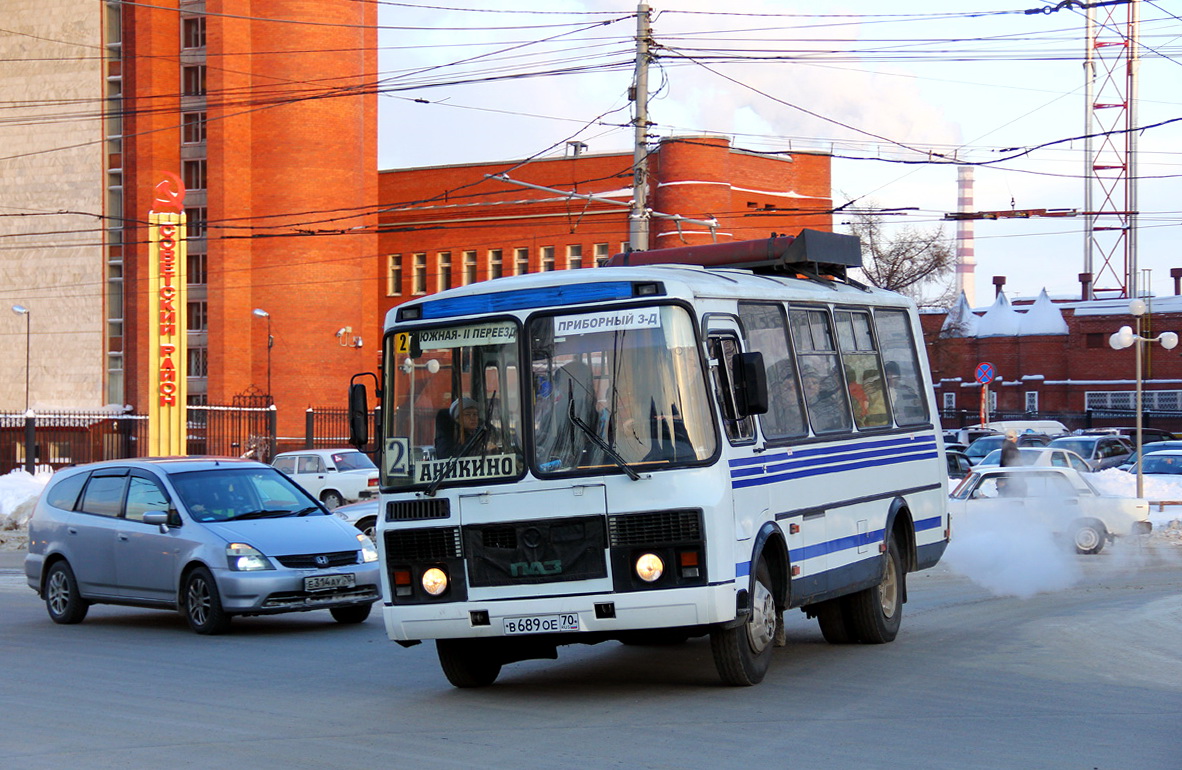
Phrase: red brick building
[
  {"left": 923, "top": 291, "right": 1182, "bottom": 433},
  {"left": 375, "top": 136, "right": 833, "bottom": 322},
  {"left": 118, "top": 0, "right": 378, "bottom": 437}
]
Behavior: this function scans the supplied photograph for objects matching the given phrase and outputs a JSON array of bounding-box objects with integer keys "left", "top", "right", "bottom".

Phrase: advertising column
[{"left": 147, "top": 174, "right": 188, "bottom": 455}]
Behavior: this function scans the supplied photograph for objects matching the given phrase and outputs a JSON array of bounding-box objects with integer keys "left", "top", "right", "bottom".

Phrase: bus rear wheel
[
  {"left": 436, "top": 639, "right": 503, "bottom": 688},
  {"left": 711, "top": 558, "right": 776, "bottom": 686},
  {"left": 847, "top": 536, "right": 903, "bottom": 644}
]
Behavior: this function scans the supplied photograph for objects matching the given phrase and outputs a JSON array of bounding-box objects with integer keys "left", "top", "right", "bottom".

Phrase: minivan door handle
[
  {"left": 118, "top": 533, "right": 130, "bottom": 541},
  {"left": 68, "top": 527, "right": 78, "bottom": 535}
]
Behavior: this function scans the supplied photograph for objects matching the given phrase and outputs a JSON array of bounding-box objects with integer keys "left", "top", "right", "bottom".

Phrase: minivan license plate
[
  {"left": 503, "top": 613, "right": 579, "bottom": 635},
  {"left": 305, "top": 573, "right": 355, "bottom": 592}
]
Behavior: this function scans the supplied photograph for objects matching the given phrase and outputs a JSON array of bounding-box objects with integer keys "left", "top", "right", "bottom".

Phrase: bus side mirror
[
  {"left": 348, "top": 383, "right": 369, "bottom": 448},
  {"left": 734, "top": 352, "right": 769, "bottom": 416}
]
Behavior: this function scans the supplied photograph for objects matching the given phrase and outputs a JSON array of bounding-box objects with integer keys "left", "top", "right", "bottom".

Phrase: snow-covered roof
[
  {"left": 976, "top": 292, "right": 1022, "bottom": 337},
  {"left": 940, "top": 291, "right": 980, "bottom": 337},
  {"left": 1017, "top": 289, "right": 1069, "bottom": 335}
]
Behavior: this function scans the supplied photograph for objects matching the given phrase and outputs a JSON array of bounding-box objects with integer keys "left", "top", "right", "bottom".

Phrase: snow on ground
[{"left": 0, "top": 469, "right": 50, "bottom": 551}]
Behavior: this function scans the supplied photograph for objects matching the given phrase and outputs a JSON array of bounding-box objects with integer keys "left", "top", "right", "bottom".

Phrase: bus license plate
[
  {"left": 503, "top": 613, "right": 580, "bottom": 635},
  {"left": 305, "top": 573, "right": 355, "bottom": 592}
]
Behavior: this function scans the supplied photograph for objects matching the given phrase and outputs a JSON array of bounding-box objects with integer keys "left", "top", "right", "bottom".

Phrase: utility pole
[{"left": 630, "top": 3, "right": 651, "bottom": 252}]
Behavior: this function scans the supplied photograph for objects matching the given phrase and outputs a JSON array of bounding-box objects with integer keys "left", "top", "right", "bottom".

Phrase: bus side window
[
  {"left": 873, "top": 309, "right": 930, "bottom": 425},
  {"left": 835, "top": 310, "right": 890, "bottom": 429},
  {"left": 789, "top": 308, "right": 853, "bottom": 435},
  {"left": 708, "top": 335, "right": 755, "bottom": 443},
  {"left": 738, "top": 302, "right": 806, "bottom": 440}
]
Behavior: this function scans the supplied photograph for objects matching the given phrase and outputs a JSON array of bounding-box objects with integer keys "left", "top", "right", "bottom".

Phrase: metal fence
[{"left": 2, "top": 404, "right": 382, "bottom": 475}]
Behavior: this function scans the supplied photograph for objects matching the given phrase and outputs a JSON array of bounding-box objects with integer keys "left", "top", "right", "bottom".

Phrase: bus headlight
[
  {"left": 634, "top": 553, "right": 664, "bottom": 583},
  {"left": 422, "top": 567, "right": 449, "bottom": 596}
]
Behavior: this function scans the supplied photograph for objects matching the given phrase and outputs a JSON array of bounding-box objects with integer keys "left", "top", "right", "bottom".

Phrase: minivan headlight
[
  {"left": 226, "top": 543, "right": 274, "bottom": 571},
  {"left": 357, "top": 533, "right": 378, "bottom": 563}
]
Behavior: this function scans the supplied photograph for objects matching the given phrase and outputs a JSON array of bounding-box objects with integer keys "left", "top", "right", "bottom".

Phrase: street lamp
[
  {"left": 252, "top": 308, "right": 273, "bottom": 404},
  {"left": 1109, "top": 299, "right": 1179, "bottom": 497},
  {"left": 11, "top": 305, "right": 30, "bottom": 412}
]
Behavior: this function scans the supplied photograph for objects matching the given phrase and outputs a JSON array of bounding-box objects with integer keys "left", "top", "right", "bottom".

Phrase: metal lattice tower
[{"left": 1083, "top": 1, "right": 1139, "bottom": 300}]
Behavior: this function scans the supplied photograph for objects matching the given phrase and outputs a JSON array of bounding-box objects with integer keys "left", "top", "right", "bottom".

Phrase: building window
[
  {"left": 413, "top": 253, "right": 427, "bottom": 294},
  {"left": 540, "top": 246, "right": 555, "bottom": 272},
  {"left": 187, "top": 206, "right": 207, "bottom": 239},
  {"left": 438, "top": 251, "right": 452, "bottom": 292},
  {"left": 461, "top": 250, "right": 477, "bottom": 285},
  {"left": 1024, "top": 391, "right": 1038, "bottom": 412},
  {"left": 1086, "top": 390, "right": 1182, "bottom": 411},
  {"left": 107, "top": 353, "right": 123, "bottom": 405},
  {"left": 187, "top": 300, "right": 207, "bottom": 332},
  {"left": 182, "top": 65, "right": 206, "bottom": 96},
  {"left": 514, "top": 247, "right": 529, "bottom": 276},
  {"left": 182, "top": 159, "right": 206, "bottom": 191},
  {"left": 988, "top": 389, "right": 997, "bottom": 412},
  {"left": 594, "top": 243, "right": 610, "bottom": 267},
  {"left": 567, "top": 244, "right": 583, "bottom": 270},
  {"left": 942, "top": 391, "right": 955, "bottom": 412},
  {"left": 488, "top": 249, "right": 503, "bottom": 280},
  {"left": 187, "top": 253, "right": 206, "bottom": 285},
  {"left": 387, "top": 254, "right": 402, "bottom": 296},
  {"left": 182, "top": 112, "right": 206, "bottom": 144},
  {"left": 181, "top": 17, "right": 206, "bottom": 49},
  {"left": 188, "top": 347, "right": 208, "bottom": 377}
]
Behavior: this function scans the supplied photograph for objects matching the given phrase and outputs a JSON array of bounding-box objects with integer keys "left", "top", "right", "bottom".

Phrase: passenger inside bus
[
  {"left": 802, "top": 369, "right": 848, "bottom": 433},
  {"left": 884, "top": 361, "right": 924, "bottom": 421}
]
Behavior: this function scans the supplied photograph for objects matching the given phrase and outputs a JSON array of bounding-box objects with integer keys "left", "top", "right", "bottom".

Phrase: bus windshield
[
  {"left": 528, "top": 304, "right": 717, "bottom": 474},
  {"left": 382, "top": 319, "right": 524, "bottom": 490}
]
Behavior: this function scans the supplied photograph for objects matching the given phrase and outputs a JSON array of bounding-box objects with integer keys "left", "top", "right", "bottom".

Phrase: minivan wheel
[
  {"left": 45, "top": 561, "right": 89, "bottom": 625},
  {"left": 184, "top": 567, "right": 232, "bottom": 635},
  {"left": 330, "top": 603, "right": 372, "bottom": 624}
]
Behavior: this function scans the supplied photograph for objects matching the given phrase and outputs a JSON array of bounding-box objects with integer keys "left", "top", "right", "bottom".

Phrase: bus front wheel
[
  {"left": 436, "top": 639, "right": 503, "bottom": 688},
  {"left": 711, "top": 558, "right": 776, "bottom": 686}
]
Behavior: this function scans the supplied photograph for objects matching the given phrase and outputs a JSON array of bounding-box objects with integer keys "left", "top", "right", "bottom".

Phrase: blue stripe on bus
[
  {"left": 731, "top": 450, "right": 939, "bottom": 489},
  {"left": 416, "top": 281, "right": 637, "bottom": 319},
  {"left": 728, "top": 435, "right": 937, "bottom": 469},
  {"left": 736, "top": 518, "right": 947, "bottom": 579}
]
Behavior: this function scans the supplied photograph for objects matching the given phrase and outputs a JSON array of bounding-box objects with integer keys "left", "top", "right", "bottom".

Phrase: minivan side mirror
[{"left": 142, "top": 510, "right": 171, "bottom": 533}]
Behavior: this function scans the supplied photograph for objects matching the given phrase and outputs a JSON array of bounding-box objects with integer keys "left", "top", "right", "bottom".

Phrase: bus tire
[
  {"left": 436, "top": 639, "right": 502, "bottom": 688},
  {"left": 847, "top": 536, "right": 903, "bottom": 644},
  {"left": 710, "top": 558, "right": 776, "bottom": 686},
  {"left": 815, "top": 600, "right": 856, "bottom": 644}
]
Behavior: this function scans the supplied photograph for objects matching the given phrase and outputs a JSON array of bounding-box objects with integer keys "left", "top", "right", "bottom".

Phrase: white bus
[{"left": 350, "top": 230, "right": 949, "bottom": 687}]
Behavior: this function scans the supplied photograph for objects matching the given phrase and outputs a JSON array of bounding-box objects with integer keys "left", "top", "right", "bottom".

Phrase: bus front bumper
[{"left": 383, "top": 582, "right": 738, "bottom": 642}]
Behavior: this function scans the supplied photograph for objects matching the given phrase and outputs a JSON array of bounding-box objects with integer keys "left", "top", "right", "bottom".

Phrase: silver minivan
[{"left": 25, "top": 457, "right": 380, "bottom": 634}]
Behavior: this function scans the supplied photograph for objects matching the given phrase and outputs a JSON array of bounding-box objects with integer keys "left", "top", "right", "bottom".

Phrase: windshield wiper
[
  {"left": 425, "top": 424, "right": 487, "bottom": 497},
  {"left": 567, "top": 398, "right": 641, "bottom": 481},
  {"left": 229, "top": 509, "right": 294, "bottom": 521}
]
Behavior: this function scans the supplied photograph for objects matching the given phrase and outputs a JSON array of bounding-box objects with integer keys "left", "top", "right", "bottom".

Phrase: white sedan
[
  {"left": 975, "top": 446, "right": 1093, "bottom": 473},
  {"left": 948, "top": 466, "right": 1151, "bottom": 554}
]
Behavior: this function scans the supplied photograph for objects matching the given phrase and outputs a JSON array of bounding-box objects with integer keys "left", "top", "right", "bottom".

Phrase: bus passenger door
[{"left": 706, "top": 324, "right": 766, "bottom": 572}]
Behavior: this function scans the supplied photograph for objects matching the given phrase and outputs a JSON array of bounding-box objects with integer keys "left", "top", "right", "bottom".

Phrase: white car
[
  {"left": 948, "top": 466, "right": 1151, "bottom": 554},
  {"left": 272, "top": 449, "right": 379, "bottom": 509},
  {"left": 975, "top": 446, "right": 1093, "bottom": 474},
  {"left": 332, "top": 498, "right": 380, "bottom": 541}
]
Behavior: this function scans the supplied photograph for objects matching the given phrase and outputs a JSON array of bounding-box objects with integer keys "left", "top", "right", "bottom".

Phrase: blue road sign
[{"left": 975, "top": 362, "right": 996, "bottom": 384}]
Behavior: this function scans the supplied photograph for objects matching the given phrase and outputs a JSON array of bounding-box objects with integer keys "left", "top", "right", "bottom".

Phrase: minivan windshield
[{"left": 171, "top": 468, "right": 323, "bottom": 522}]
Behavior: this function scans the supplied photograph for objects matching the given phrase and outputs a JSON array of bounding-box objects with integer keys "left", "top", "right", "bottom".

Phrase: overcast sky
[{"left": 374, "top": 1, "right": 1182, "bottom": 306}]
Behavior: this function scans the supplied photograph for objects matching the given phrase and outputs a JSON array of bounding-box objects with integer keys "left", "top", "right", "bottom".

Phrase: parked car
[
  {"left": 1137, "top": 450, "right": 1182, "bottom": 476},
  {"left": 1077, "top": 426, "right": 1176, "bottom": 443},
  {"left": 948, "top": 466, "right": 1151, "bottom": 554},
  {"left": 975, "top": 446, "right": 1093, "bottom": 474},
  {"left": 272, "top": 448, "right": 379, "bottom": 509},
  {"left": 24, "top": 458, "right": 381, "bottom": 634},
  {"left": 964, "top": 433, "right": 1052, "bottom": 465},
  {"left": 946, "top": 449, "right": 973, "bottom": 480},
  {"left": 1046, "top": 435, "right": 1133, "bottom": 471},
  {"left": 333, "top": 498, "right": 380, "bottom": 540},
  {"left": 1117, "top": 440, "right": 1182, "bottom": 472}
]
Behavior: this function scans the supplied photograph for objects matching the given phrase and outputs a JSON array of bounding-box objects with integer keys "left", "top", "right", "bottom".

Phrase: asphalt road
[{"left": 1, "top": 545, "right": 1180, "bottom": 770}]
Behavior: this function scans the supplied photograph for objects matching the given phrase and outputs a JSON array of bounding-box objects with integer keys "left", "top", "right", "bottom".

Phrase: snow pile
[{"left": 0, "top": 469, "right": 49, "bottom": 531}]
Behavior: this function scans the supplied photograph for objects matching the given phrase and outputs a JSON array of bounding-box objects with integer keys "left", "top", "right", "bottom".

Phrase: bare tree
[{"left": 845, "top": 208, "right": 956, "bottom": 309}]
